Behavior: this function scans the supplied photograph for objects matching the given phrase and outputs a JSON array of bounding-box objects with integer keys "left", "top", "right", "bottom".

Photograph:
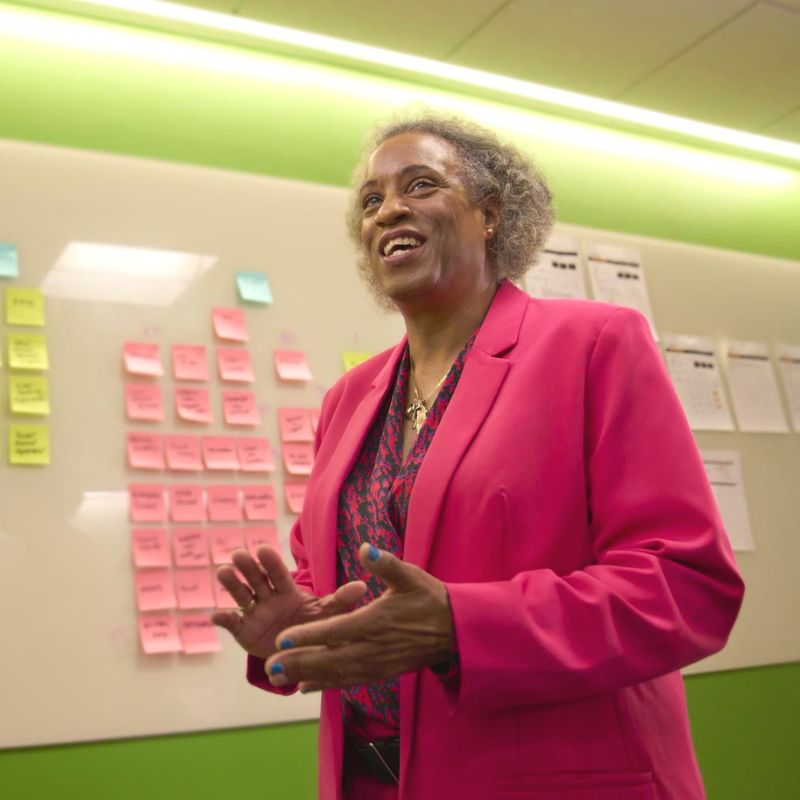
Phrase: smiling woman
[{"left": 213, "top": 111, "right": 744, "bottom": 800}]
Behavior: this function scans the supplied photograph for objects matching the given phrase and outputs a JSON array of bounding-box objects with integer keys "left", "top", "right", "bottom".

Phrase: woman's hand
[
  {"left": 211, "top": 546, "right": 368, "bottom": 661},
  {"left": 263, "top": 543, "right": 455, "bottom": 692}
]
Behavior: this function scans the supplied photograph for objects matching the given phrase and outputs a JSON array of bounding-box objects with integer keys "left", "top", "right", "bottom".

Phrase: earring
[{"left": 486, "top": 227, "right": 494, "bottom": 239}]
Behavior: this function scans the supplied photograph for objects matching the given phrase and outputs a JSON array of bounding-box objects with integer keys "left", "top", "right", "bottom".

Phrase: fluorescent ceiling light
[{"left": 22, "top": 0, "right": 800, "bottom": 165}]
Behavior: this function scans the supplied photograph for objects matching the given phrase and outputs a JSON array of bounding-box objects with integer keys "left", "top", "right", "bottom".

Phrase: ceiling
[{"left": 169, "top": 0, "right": 800, "bottom": 145}]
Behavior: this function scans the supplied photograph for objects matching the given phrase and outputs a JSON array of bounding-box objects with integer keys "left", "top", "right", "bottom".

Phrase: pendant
[{"left": 406, "top": 398, "right": 428, "bottom": 434}]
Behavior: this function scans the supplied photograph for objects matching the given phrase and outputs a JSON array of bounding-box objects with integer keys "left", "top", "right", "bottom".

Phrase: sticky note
[
  {"left": 125, "top": 382, "right": 163, "bottom": 422},
  {"left": 342, "top": 351, "right": 373, "bottom": 372},
  {"left": 169, "top": 484, "right": 206, "bottom": 522},
  {"left": 236, "top": 271, "right": 273, "bottom": 305},
  {"left": 210, "top": 527, "right": 245, "bottom": 565},
  {"left": 213, "top": 307, "right": 249, "bottom": 342},
  {"left": 9, "top": 375, "right": 50, "bottom": 415},
  {"left": 8, "top": 333, "right": 49, "bottom": 370},
  {"left": 6, "top": 287, "right": 45, "bottom": 326},
  {"left": 172, "top": 344, "right": 209, "bottom": 382},
  {"left": 123, "top": 342, "right": 163, "bottom": 377},
  {"left": 202, "top": 436, "right": 239, "bottom": 470},
  {"left": 131, "top": 528, "right": 171, "bottom": 568},
  {"left": 242, "top": 485, "right": 277, "bottom": 521},
  {"left": 213, "top": 572, "right": 239, "bottom": 609},
  {"left": 179, "top": 612, "right": 222, "bottom": 654},
  {"left": 222, "top": 390, "right": 260, "bottom": 426},
  {"left": 129, "top": 484, "right": 166, "bottom": 522},
  {"left": 173, "top": 527, "right": 210, "bottom": 567},
  {"left": 283, "top": 442, "right": 315, "bottom": 475},
  {"left": 175, "top": 568, "right": 215, "bottom": 610},
  {"left": 207, "top": 485, "right": 241, "bottom": 522},
  {"left": 274, "top": 349, "right": 312, "bottom": 381},
  {"left": 237, "top": 437, "right": 276, "bottom": 472},
  {"left": 175, "top": 387, "right": 213, "bottom": 424},
  {"left": 284, "top": 481, "right": 307, "bottom": 514},
  {"left": 127, "top": 432, "right": 164, "bottom": 470},
  {"left": 165, "top": 435, "right": 203, "bottom": 472},
  {"left": 0, "top": 243, "right": 19, "bottom": 278},
  {"left": 217, "top": 347, "right": 255, "bottom": 383},
  {"left": 139, "top": 613, "right": 181, "bottom": 654},
  {"left": 278, "top": 407, "right": 314, "bottom": 442},
  {"left": 9, "top": 424, "right": 50, "bottom": 465},
  {"left": 245, "top": 525, "right": 280, "bottom": 558},
  {"left": 135, "top": 568, "right": 177, "bottom": 611}
]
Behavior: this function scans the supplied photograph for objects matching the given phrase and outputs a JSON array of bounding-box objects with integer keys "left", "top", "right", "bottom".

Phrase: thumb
[
  {"left": 324, "top": 579, "right": 368, "bottom": 614},
  {"left": 358, "top": 542, "right": 419, "bottom": 592}
]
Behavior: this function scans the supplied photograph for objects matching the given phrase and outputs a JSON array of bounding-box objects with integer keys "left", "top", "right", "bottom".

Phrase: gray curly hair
[{"left": 347, "top": 111, "right": 555, "bottom": 301}]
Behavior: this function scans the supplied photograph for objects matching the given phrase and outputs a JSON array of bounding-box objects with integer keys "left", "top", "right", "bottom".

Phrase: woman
[{"left": 213, "top": 114, "right": 744, "bottom": 800}]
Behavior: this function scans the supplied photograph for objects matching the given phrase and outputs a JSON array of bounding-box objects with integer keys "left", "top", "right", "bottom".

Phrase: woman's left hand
[{"left": 264, "top": 543, "right": 455, "bottom": 692}]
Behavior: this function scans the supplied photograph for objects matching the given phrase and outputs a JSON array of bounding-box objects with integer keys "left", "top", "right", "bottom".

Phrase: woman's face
[{"left": 359, "top": 132, "right": 496, "bottom": 310}]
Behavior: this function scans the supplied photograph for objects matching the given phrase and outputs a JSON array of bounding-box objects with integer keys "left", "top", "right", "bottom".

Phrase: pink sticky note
[
  {"left": 124, "top": 342, "right": 163, "bottom": 377},
  {"left": 310, "top": 408, "right": 321, "bottom": 433},
  {"left": 217, "top": 347, "right": 255, "bottom": 383},
  {"left": 135, "top": 568, "right": 177, "bottom": 611},
  {"left": 139, "top": 613, "right": 181, "bottom": 654},
  {"left": 125, "top": 383, "right": 164, "bottom": 422},
  {"left": 127, "top": 432, "right": 165, "bottom": 470},
  {"left": 202, "top": 437, "right": 239, "bottom": 470},
  {"left": 213, "top": 307, "right": 249, "bottom": 342},
  {"left": 213, "top": 572, "right": 239, "bottom": 609},
  {"left": 222, "top": 390, "right": 260, "bottom": 426},
  {"left": 237, "top": 437, "right": 275, "bottom": 472},
  {"left": 129, "top": 483, "right": 166, "bottom": 522},
  {"left": 210, "top": 527, "right": 245, "bottom": 565},
  {"left": 278, "top": 407, "right": 315, "bottom": 442},
  {"left": 131, "top": 528, "right": 171, "bottom": 568},
  {"left": 169, "top": 484, "right": 206, "bottom": 522},
  {"left": 173, "top": 527, "right": 210, "bottom": 567},
  {"left": 274, "top": 349, "right": 313, "bottom": 381},
  {"left": 207, "top": 485, "right": 242, "bottom": 522},
  {"left": 165, "top": 435, "right": 203, "bottom": 472},
  {"left": 245, "top": 525, "right": 280, "bottom": 558},
  {"left": 172, "top": 344, "right": 209, "bottom": 382},
  {"left": 175, "top": 568, "right": 215, "bottom": 610},
  {"left": 284, "top": 481, "right": 307, "bottom": 514},
  {"left": 242, "top": 485, "right": 277, "bottom": 521},
  {"left": 175, "top": 387, "right": 213, "bottom": 424},
  {"left": 283, "top": 442, "right": 315, "bottom": 476},
  {"left": 179, "top": 612, "right": 222, "bottom": 654}
]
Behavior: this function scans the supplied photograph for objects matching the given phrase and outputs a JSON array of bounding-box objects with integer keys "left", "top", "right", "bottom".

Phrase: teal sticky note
[
  {"left": 0, "top": 243, "right": 19, "bottom": 278},
  {"left": 236, "top": 271, "right": 273, "bottom": 305}
]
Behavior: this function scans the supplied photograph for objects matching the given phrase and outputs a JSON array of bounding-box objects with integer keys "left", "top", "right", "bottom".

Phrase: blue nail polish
[
  {"left": 270, "top": 663, "right": 284, "bottom": 676},
  {"left": 279, "top": 638, "right": 294, "bottom": 650},
  {"left": 368, "top": 544, "right": 380, "bottom": 562}
]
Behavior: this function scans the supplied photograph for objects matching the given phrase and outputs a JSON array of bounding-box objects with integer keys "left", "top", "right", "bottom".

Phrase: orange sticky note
[
  {"left": 274, "top": 349, "right": 312, "bottom": 381},
  {"left": 172, "top": 344, "right": 209, "bottom": 382},
  {"left": 139, "top": 613, "right": 181, "bottom": 654},
  {"left": 124, "top": 342, "right": 163, "bottom": 377},
  {"left": 175, "top": 568, "right": 215, "bottom": 610},
  {"left": 245, "top": 525, "right": 280, "bottom": 558},
  {"left": 213, "top": 307, "right": 249, "bottom": 342},
  {"left": 131, "top": 528, "right": 171, "bottom": 568},
  {"left": 223, "top": 390, "right": 260, "bottom": 426},
  {"left": 278, "top": 407, "right": 314, "bottom": 442},
  {"left": 129, "top": 483, "right": 166, "bottom": 522},
  {"left": 165, "top": 435, "right": 203, "bottom": 472},
  {"left": 283, "top": 442, "right": 315, "bottom": 476},
  {"left": 207, "top": 485, "right": 241, "bottom": 522},
  {"left": 127, "top": 433, "right": 165, "bottom": 470},
  {"left": 175, "top": 387, "right": 213, "bottom": 424},
  {"left": 202, "top": 437, "right": 239, "bottom": 470},
  {"left": 169, "top": 484, "right": 206, "bottom": 522},
  {"left": 173, "top": 527, "right": 210, "bottom": 567},
  {"left": 135, "top": 568, "right": 177, "bottom": 611},
  {"left": 237, "top": 437, "right": 275, "bottom": 472},
  {"left": 242, "top": 485, "right": 277, "bottom": 521},
  {"left": 217, "top": 347, "right": 255, "bottom": 383},
  {"left": 125, "top": 382, "right": 164, "bottom": 422},
  {"left": 210, "top": 527, "right": 245, "bottom": 565},
  {"left": 179, "top": 612, "right": 222, "bottom": 654},
  {"left": 284, "top": 481, "right": 307, "bottom": 514}
]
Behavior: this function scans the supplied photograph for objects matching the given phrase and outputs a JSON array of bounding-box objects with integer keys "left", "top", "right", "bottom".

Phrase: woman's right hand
[{"left": 211, "top": 546, "right": 367, "bottom": 661}]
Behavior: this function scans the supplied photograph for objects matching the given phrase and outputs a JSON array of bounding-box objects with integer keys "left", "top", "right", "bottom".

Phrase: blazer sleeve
[{"left": 444, "top": 306, "right": 745, "bottom": 714}]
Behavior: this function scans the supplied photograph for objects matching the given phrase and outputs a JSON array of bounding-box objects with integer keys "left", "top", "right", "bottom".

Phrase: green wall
[{"left": 0, "top": 4, "right": 798, "bottom": 798}]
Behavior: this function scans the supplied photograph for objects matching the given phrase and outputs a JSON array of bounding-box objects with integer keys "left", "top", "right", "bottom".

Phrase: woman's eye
[
  {"left": 362, "top": 194, "right": 381, "bottom": 209},
  {"left": 409, "top": 178, "right": 434, "bottom": 191}
]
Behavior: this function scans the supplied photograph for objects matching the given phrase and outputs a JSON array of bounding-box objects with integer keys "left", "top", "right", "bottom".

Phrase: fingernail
[
  {"left": 270, "top": 662, "right": 284, "bottom": 676},
  {"left": 367, "top": 544, "right": 380, "bottom": 562},
  {"left": 279, "top": 638, "right": 294, "bottom": 650}
]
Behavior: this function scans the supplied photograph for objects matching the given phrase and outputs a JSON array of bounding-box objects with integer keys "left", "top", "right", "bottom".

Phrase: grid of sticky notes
[{"left": 2, "top": 284, "right": 51, "bottom": 465}]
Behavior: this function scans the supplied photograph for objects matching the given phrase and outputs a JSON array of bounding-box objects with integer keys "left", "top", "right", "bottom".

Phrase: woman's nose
[{"left": 375, "top": 192, "right": 411, "bottom": 224}]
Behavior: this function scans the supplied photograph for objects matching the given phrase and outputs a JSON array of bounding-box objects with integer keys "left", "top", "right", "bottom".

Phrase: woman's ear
[{"left": 482, "top": 195, "right": 501, "bottom": 239}]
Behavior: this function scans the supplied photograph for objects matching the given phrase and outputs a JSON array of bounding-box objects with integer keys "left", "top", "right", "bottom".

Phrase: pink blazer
[{"left": 249, "top": 280, "right": 744, "bottom": 800}]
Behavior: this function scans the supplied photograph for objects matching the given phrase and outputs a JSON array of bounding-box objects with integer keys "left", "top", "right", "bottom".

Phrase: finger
[
  {"left": 277, "top": 600, "right": 378, "bottom": 651},
  {"left": 211, "top": 609, "right": 243, "bottom": 637},
  {"left": 231, "top": 549, "right": 273, "bottom": 600},
  {"left": 266, "top": 644, "right": 369, "bottom": 689},
  {"left": 215, "top": 565, "right": 257, "bottom": 609},
  {"left": 255, "top": 545, "right": 296, "bottom": 595},
  {"left": 318, "top": 580, "right": 368, "bottom": 615},
  {"left": 358, "top": 542, "right": 420, "bottom": 592}
]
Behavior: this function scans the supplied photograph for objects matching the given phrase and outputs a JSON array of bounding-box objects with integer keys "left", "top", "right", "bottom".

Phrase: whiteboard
[{"left": 0, "top": 140, "right": 797, "bottom": 749}]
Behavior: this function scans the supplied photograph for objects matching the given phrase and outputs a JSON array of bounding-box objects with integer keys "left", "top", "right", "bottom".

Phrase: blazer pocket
[{"left": 496, "top": 769, "right": 658, "bottom": 800}]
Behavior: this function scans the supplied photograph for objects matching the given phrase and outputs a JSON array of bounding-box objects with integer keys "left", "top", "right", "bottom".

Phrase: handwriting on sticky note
[
  {"left": 135, "top": 568, "right": 177, "bottom": 612},
  {"left": 283, "top": 442, "right": 315, "bottom": 475},
  {"left": 207, "top": 485, "right": 242, "bottom": 522},
  {"left": 9, "top": 424, "right": 50, "bottom": 465},
  {"left": 202, "top": 437, "right": 239, "bottom": 470},
  {"left": 274, "top": 349, "right": 312, "bottom": 381},
  {"left": 0, "top": 242, "right": 19, "bottom": 278},
  {"left": 342, "top": 351, "right": 373, "bottom": 372},
  {"left": 9, "top": 375, "right": 50, "bottom": 415},
  {"left": 278, "top": 407, "right": 314, "bottom": 442},
  {"left": 236, "top": 437, "right": 275, "bottom": 472},
  {"left": 175, "top": 568, "right": 215, "bottom": 610},
  {"left": 6, "top": 287, "right": 45, "bottom": 326},
  {"left": 139, "top": 613, "right": 181, "bottom": 654},
  {"left": 213, "top": 307, "right": 249, "bottom": 342},
  {"left": 236, "top": 271, "right": 273, "bottom": 305},
  {"left": 8, "top": 333, "right": 49, "bottom": 371},
  {"left": 217, "top": 347, "right": 255, "bottom": 383},
  {"left": 169, "top": 484, "right": 206, "bottom": 522},
  {"left": 222, "top": 390, "right": 260, "bottom": 426},
  {"left": 129, "top": 484, "right": 166, "bottom": 522},
  {"left": 172, "top": 344, "right": 209, "bottom": 381},
  {"left": 165, "top": 435, "right": 202, "bottom": 472},
  {"left": 284, "top": 481, "right": 307, "bottom": 514},
  {"left": 245, "top": 525, "right": 280, "bottom": 557},
  {"left": 173, "top": 527, "right": 210, "bottom": 567},
  {"left": 179, "top": 612, "right": 222, "bottom": 654},
  {"left": 131, "top": 528, "right": 171, "bottom": 568},
  {"left": 242, "top": 485, "right": 278, "bottom": 521},
  {"left": 210, "top": 528, "right": 245, "bottom": 565},
  {"left": 123, "top": 342, "right": 163, "bottom": 377},
  {"left": 175, "top": 387, "right": 213, "bottom": 423},
  {"left": 125, "top": 382, "right": 163, "bottom": 422},
  {"left": 127, "top": 432, "right": 164, "bottom": 470}
]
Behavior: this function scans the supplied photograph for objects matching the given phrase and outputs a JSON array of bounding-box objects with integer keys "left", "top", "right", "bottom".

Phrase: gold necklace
[{"left": 406, "top": 361, "right": 451, "bottom": 434}]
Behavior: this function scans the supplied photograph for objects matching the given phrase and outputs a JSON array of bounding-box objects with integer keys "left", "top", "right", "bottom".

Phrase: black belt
[{"left": 344, "top": 735, "right": 400, "bottom": 785}]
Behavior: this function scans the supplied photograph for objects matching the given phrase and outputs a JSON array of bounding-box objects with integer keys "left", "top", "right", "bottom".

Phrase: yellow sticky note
[
  {"left": 10, "top": 375, "right": 50, "bottom": 415},
  {"left": 9, "top": 424, "right": 50, "bottom": 465},
  {"left": 8, "top": 333, "right": 49, "bottom": 370},
  {"left": 342, "top": 351, "right": 373, "bottom": 372},
  {"left": 6, "top": 287, "right": 46, "bottom": 327}
]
